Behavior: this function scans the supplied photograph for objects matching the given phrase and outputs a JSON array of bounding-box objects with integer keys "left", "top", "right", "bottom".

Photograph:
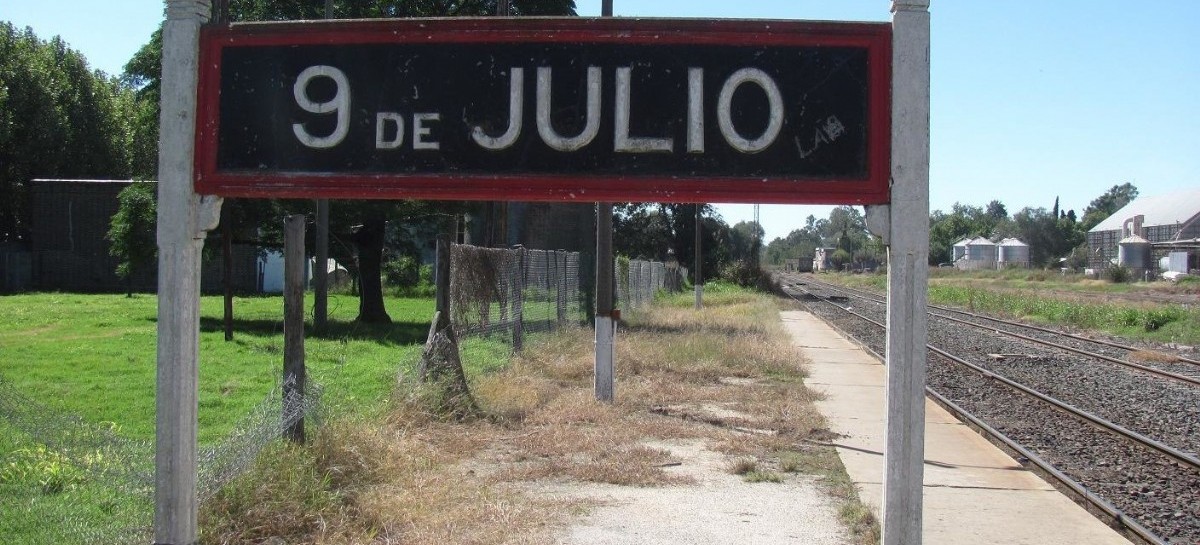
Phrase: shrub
[
  {"left": 719, "top": 260, "right": 779, "bottom": 293},
  {"left": 1142, "top": 308, "right": 1184, "bottom": 332},
  {"left": 383, "top": 254, "right": 421, "bottom": 288},
  {"left": 1106, "top": 265, "right": 1131, "bottom": 283}
]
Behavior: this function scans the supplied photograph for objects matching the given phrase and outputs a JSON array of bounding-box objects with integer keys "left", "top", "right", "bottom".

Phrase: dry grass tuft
[
  {"left": 728, "top": 456, "right": 758, "bottom": 475},
  {"left": 1127, "top": 349, "right": 1182, "bottom": 363}
]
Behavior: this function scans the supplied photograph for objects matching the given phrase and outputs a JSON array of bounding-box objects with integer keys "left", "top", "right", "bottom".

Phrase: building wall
[
  {"left": 1088, "top": 217, "right": 1200, "bottom": 272},
  {"left": 29, "top": 180, "right": 261, "bottom": 293}
]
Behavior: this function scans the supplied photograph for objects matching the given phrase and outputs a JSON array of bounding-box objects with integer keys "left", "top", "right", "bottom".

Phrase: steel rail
[
  {"left": 796, "top": 274, "right": 1200, "bottom": 367},
  {"left": 780, "top": 282, "right": 1200, "bottom": 471},
  {"left": 780, "top": 283, "right": 1168, "bottom": 545},
  {"left": 791, "top": 275, "right": 1200, "bottom": 386}
]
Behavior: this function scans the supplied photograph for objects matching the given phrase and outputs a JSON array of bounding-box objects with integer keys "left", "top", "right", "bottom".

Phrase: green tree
[
  {"left": 729, "top": 220, "right": 764, "bottom": 263},
  {"left": 106, "top": 183, "right": 158, "bottom": 295},
  {"left": 0, "top": 23, "right": 137, "bottom": 242},
  {"left": 927, "top": 201, "right": 1012, "bottom": 265},
  {"left": 1011, "top": 206, "right": 1082, "bottom": 267},
  {"left": 613, "top": 203, "right": 675, "bottom": 261},
  {"left": 612, "top": 202, "right": 736, "bottom": 284},
  {"left": 1080, "top": 183, "right": 1139, "bottom": 231},
  {"left": 765, "top": 215, "right": 822, "bottom": 267}
]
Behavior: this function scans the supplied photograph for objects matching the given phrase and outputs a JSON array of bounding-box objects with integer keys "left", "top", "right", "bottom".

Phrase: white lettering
[
  {"left": 472, "top": 67, "right": 524, "bottom": 150},
  {"left": 536, "top": 66, "right": 601, "bottom": 152},
  {"left": 717, "top": 67, "right": 783, "bottom": 154},
  {"left": 292, "top": 65, "right": 350, "bottom": 149},
  {"left": 614, "top": 67, "right": 673, "bottom": 153},
  {"left": 375, "top": 112, "right": 405, "bottom": 149},
  {"left": 687, "top": 68, "right": 704, "bottom": 154},
  {"left": 413, "top": 113, "right": 440, "bottom": 150}
]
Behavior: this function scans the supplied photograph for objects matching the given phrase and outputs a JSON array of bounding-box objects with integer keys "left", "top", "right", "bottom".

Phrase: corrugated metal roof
[
  {"left": 998, "top": 238, "right": 1028, "bottom": 246},
  {"left": 965, "top": 236, "right": 995, "bottom": 246},
  {"left": 952, "top": 238, "right": 972, "bottom": 247},
  {"left": 1089, "top": 188, "right": 1200, "bottom": 233}
]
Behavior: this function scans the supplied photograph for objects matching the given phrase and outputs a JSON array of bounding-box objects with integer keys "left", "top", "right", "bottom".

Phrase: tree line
[
  {"left": 0, "top": 22, "right": 156, "bottom": 243},
  {"left": 764, "top": 183, "right": 1140, "bottom": 270}
]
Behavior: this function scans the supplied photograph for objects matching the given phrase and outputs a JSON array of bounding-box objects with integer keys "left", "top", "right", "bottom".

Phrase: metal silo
[
  {"left": 1118, "top": 234, "right": 1151, "bottom": 269},
  {"left": 997, "top": 238, "right": 1030, "bottom": 268},
  {"left": 962, "top": 237, "right": 997, "bottom": 270},
  {"left": 952, "top": 238, "right": 971, "bottom": 262}
]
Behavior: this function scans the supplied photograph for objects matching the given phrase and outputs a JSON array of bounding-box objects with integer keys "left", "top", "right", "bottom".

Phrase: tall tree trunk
[{"left": 354, "top": 217, "right": 391, "bottom": 323}]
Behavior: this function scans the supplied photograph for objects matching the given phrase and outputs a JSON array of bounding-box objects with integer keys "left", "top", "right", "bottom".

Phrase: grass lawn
[
  {"left": 0, "top": 291, "right": 445, "bottom": 544},
  {"left": 0, "top": 292, "right": 436, "bottom": 443}
]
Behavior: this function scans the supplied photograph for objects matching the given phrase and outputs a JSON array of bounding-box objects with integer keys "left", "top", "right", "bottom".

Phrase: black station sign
[{"left": 195, "top": 18, "right": 891, "bottom": 204}]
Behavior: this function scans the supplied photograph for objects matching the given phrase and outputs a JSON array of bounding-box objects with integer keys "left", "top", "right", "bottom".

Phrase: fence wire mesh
[
  {"left": 617, "top": 259, "right": 683, "bottom": 310},
  {"left": 0, "top": 373, "right": 323, "bottom": 545},
  {"left": 450, "top": 244, "right": 584, "bottom": 342}
]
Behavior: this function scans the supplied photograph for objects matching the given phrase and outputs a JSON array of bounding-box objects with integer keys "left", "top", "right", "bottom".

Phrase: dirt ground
[{"left": 540, "top": 437, "right": 851, "bottom": 545}]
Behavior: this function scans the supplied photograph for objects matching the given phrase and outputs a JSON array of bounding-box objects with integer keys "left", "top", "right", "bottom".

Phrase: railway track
[
  {"left": 802, "top": 277, "right": 1200, "bottom": 380},
  {"left": 778, "top": 272, "right": 1200, "bottom": 545}
]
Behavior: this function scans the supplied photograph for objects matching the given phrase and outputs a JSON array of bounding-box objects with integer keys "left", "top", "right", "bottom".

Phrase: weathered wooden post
[
  {"left": 283, "top": 214, "right": 306, "bottom": 443},
  {"left": 512, "top": 245, "right": 526, "bottom": 351},
  {"left": 434, "top": 234, "right": 451, "bottom": 322},
  {"left": 155, "top": 1, "right": 221, "bottom": 543},
  {"left": 882, "top": 1, "right": 931, "bottom": 543}
]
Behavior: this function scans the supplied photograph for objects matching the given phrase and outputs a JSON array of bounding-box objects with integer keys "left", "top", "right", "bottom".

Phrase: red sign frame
[{"left": 196, "top": 17, "right": 891, "bottom": 204}]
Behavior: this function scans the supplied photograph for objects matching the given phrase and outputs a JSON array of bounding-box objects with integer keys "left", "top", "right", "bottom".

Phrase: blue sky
[{"left": 4, "top": 1, "right": 1198, "bottom": 242}]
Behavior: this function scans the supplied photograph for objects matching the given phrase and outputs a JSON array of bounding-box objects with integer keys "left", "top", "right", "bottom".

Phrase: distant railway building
[
  {"left": 1087, "top": 188, "right": 1200, "bottom": 277},
  {"left": 814, "top": 247, "right": 837, "bottom": 272}
]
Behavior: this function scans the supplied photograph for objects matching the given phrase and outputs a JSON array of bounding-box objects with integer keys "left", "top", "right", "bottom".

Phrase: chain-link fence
[
  {"left": 1, "top": 247, "right": 677, "bottom": 544},
  {"left": 0, "top": 373, "right": 323, "bottom": 545},
  {"left": 617, "top": 258, "right": 686, "bottom": 310},
  {"left": 450, "top": 244, "right": 584, "bottom": 344}
]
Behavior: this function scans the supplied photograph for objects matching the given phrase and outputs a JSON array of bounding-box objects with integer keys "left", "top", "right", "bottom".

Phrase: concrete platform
[{"left": 781, "top": 310, "right": 1130, "bottom": 545}]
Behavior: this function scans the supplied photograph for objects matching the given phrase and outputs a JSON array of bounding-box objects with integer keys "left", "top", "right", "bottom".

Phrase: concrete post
[
  {"left": 594, "top": 0, "right": 616, "bottom": 404},
  {"left": 595, "top": 203, "right": 615, "bottom": 403},
  {"left": 883, "top": 2, "right": 931, "bottom": 544},
  {"left": 694, "top": 203, "right": 703, "bottom": 310},
  {"left": 155, "top": 1, "right": 220, "bottom": 543}
]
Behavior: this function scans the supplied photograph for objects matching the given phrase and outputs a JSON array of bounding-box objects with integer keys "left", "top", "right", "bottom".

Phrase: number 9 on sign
[{"left": 292, "top": 65, "right": 350, "bottom": 149}]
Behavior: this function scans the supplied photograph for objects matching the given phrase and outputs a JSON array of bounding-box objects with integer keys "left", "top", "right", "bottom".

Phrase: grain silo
[
  {"left": 958, "top": 237, "right": 997, "bottom": 270},
  {"left": 997, "top": 238, "right": 1030, "bottom": 268},
  {"left": 951, "top": 238, "right": 971, "bottom": 263}
]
